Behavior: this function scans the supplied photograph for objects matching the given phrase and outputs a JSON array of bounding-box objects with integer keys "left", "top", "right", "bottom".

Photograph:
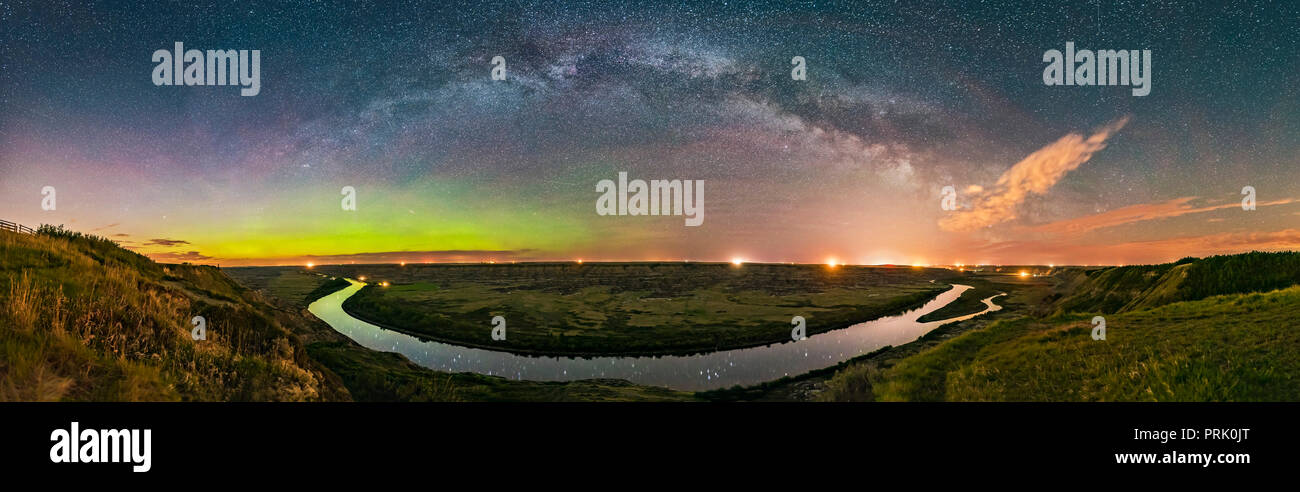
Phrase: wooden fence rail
[{"left": 0, "top": 220, "right": 36, "bottom": 235}]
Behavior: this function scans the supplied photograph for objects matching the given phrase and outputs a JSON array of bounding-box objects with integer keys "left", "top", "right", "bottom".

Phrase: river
[{"left": 308, "top": 280, "right": 1004, "bottom": 391}]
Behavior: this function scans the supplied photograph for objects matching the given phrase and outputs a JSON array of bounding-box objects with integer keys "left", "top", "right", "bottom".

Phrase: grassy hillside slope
[
  {"left": 1054, "top": 252, "right": 1300, "bottom": 314},
  {"left": 0, "top": 226, "right": 349, "bottom": 401},
  {"left": 822, "top": 252, "right": 1300, "bottom": 402}
]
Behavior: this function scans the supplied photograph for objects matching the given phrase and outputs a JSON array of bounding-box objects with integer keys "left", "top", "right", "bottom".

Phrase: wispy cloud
[
  {"left": 147, "top": 251, "right": 213, "bottom": 262},
  {"left": 143, "top": 238, "right": 191, "bottom": 247},
  {"left": 1030, "top": 196, "right": 1298, "bottom": 236},
  {"left": 939, "top": 117, "right": 1130, "bottom": 232}
]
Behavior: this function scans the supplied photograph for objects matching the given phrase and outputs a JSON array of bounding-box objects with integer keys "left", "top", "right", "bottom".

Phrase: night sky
[{"left": 2, "top": 0, "right": 1298, "bottom": 266}]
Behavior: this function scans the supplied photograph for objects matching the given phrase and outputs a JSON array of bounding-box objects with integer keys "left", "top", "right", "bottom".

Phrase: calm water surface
[{"left": 308, "top": 280, "right": 1004, "bottom": 391}]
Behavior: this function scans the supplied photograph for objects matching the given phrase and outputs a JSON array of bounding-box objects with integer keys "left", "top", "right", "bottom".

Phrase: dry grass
[{"left": 0, "top": 229, "right": 338, "bottom": 401}]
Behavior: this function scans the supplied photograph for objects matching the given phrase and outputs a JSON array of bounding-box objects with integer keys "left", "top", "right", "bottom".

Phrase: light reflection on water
[{"left": 308, "top": 280, "right": 1002, "bottom": 391}]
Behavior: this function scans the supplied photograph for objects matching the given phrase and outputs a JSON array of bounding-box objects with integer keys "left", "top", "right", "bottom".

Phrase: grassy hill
[
  {"left": 0, "top": 226, "right": 349, "bottom": 401},
  {"left": 822, "top": 252, "right": 1300, "bottom": 402},
  {"left": 2, "top": 227, "right": 695, "bottom": 402},
  {"left": 1052, "top": 252, "right": 1300, "bottom": 314}
]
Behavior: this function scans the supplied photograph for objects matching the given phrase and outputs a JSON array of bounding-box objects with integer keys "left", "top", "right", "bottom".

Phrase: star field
[{"left": 1, "top": 0, "right": 1298, "bottom": 265}]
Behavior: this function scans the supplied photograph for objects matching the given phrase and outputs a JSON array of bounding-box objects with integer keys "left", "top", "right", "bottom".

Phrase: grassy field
[
  {"left": 914, "top": 270, "right": 1057, "bottom": 322},
  {"left": 819, "top": 253, "right": 1300, "bottom": 402},
  {"left": 224, "top": 267, "right": 346, "bottom": 307},
  {"left": 294, "top": 262, "right": 957, "bottom": 356}
]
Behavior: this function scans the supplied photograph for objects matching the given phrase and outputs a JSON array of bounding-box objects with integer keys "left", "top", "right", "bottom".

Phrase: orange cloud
[
  {"left": 1029, "top": 196, "right": 1297, "bottom": 236},
  {"left": 939, "top": 116, "right": 1129, "bottom": 232}
]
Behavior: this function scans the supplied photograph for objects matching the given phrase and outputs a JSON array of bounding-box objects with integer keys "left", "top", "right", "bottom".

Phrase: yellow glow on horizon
[
  {"left": 305, "top": 262, "right": 314, "bottom": 268},
  {"left": 827, "top": 258, "right": 839, "bottom": 268},
  {"left": 1018, "top": 271, "right": 1029, "bottom": 277},
  {"left": 732, "top": 257, "right": 744, "bottom": 266}
]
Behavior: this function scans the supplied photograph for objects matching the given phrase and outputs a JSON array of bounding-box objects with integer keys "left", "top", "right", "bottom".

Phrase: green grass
[
  {"left": 816, "top": 252, "right": 1300, "bottom": 402},
  {"left": 914, "top": 273, "right": 1050, "bottom": 322},
  {"left": 228, "top": 265, "right": 699, "bottom": 401},
  {"left": 1052, "top": 251, "right": 1300, "bottom": 314},
  {"left": 828, "top": 286, "right": 1300, "bottom": 402},
  {"left": 225, "top": 267, "right": 342, "bottom": 308},
  {"left": 314, "top": 263, "right": 956, "bottom": 355}
]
